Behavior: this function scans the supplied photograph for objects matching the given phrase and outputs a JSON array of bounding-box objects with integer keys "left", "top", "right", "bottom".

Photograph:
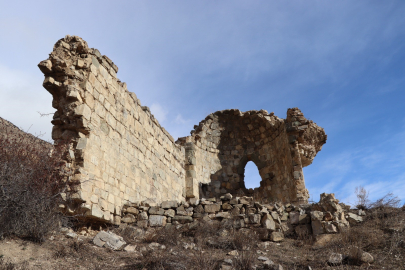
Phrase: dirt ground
[{"left": 0, "top": 207, "right": 404, "bottom": 270}]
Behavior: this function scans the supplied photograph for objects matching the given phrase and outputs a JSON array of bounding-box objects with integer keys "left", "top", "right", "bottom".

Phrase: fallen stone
[
  {"left": 227, "top": 250, "right": 239, "bottom": 256},
  {"left": 258, "top": 241, "right": 272, "bottom": 250},
  {"left": 350, "top": 247, "right": 374, "bottom": 263},
  {"left": 124, "top": 245, "right": 136, "bottom": 252},
  {"left": 223, "top": 193, "right": 233, "bottom": 200},
  {"left": 66, "top": 232, "right": 78, "bottom": 238},
  {"left": 325, "top": 223, "right": 338, "bottom": 233},
  {"left": 222, "top": 203, "right": 233, "bottom": 210},
  {"left": 248, "top": 214, "right": 261, "bottom": 224},
  {"left": 93, "top": 231, "right": 126, "bottom": 251},
  {"left": 262, "top": 214, "right": 276, "bottom": 231},
  {"left": 148, "top": 242, "right": 166, "bottom": 250},
  {"left": 311, "top": 220, "right": 324, "bottom": 235},
  {"left": 347, "top": 213, "right": 363, "bottom": 224},
  {"left": 310, "top": 211, "right": 324, "bottom": 221},
  {"left": 328, "top": 253, "right": 343, "bottom": 265},
  {"left": 270, "top": 231, "right": 284, "bottom": 242},
  {"left": 240, "top": 196, "right": 253, "bottom": 205},
  {"left": 230, "top": 197, "right": 240, "bottom": 205},
  {"left": 312, "top": 234, "right": 339, "bottom": 249}
]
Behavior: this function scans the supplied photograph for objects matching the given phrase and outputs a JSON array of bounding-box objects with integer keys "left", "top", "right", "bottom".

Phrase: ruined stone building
[{"left": 38, "top": 36, "right": 327, "bottom": 222}]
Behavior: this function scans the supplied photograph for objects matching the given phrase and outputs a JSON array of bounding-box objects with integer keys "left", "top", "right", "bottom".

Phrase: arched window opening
[{"left": 244, "top": 161, "right": 261, "bottom": 189}]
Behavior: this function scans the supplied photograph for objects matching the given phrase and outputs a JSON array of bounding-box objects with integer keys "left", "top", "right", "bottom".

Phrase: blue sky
[{"left": 1, "top": 1, "right": 404, "bottom": 206}]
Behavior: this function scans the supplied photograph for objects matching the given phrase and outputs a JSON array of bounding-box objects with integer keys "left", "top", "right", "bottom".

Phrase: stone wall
[
  {"left": 118, "top": 193, "right": 356, "bottom": 241},
  {"left": 38, "top": 36, "right": 326, "bottom": 223},
  {"left": 39, "top": 36, "right": 186, "bottom": 223},
  {"left": 177, "top": 108, "right": 327, "bottom": 204}
]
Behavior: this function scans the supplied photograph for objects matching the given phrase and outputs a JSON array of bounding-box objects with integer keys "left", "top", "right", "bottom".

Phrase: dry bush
[
  {"left": 126, "top": 249, "right": 189, "bottom": 270},
  {"left": 369, "top": 192, "right": 401, "bottom": 209},
  {"left": 230, "top": 229, "right": 259, "bottom": 251},
  {"left": 149, "top": 226, "right": 181, "bottom": 246},
  {"left": 113, "top": 225, "right": 143, "bottom": 244},
  {"left": 0, "top": 132, "right": 71, "bottom": 242},
  {"left": 232, "top": 250, "right": 256, "bottom": 270},
  {"left": 0, "top": 256, "right": 28, "bottom": 270},
  {"left": 355, "top": 185, "right": 370, "bottom": 210},
  {"left": 189, "top": 249, "right": 220, "bottom": 270}
]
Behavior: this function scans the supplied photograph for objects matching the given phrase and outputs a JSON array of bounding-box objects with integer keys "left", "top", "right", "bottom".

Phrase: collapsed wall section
[
  {"left": 38, "top": 36, "right": 186, "bottom": 223},
  {"left": 177, "top": 108, "right": 327, "bottom": 204}
]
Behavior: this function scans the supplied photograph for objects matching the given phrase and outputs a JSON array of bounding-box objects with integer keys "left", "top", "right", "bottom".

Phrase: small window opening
[{"left": 244, "top": 161, "right": 261, "bottom": 189}]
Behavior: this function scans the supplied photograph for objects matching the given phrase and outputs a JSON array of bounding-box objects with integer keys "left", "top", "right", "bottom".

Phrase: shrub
[{"left": 0, "top": 131, "right": 71, "bottom": 242}]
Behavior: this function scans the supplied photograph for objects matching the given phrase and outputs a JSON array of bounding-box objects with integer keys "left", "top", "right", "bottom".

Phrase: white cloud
[{"left": 174, "top": 114, "right": 189, "bottom": 125}]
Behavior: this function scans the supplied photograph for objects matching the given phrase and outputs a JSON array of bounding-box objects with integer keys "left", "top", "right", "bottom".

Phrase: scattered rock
[
  {"left": 228, "top": 250, "right": 239, "bottom": 256},
  {"left": 347, "top": 213, "right": 363, "bottom": 224},
  {"left": 66, "top": 232, "right": 78, "bottom": 238},
  {"left": 270, "top": 231, "right": 284, "bottom": 242},
  {"left": 328, "top": 253, "right": 343, "bottom": 265},
  {"left": 124, "top": 245, "right": 136, "bottom": 252},
  {"left": 93, "top": 231, "right": 126, "bottom": 251}
]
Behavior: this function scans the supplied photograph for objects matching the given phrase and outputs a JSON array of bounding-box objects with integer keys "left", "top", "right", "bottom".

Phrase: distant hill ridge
[{"left": 0, "top": 117, "right": 51, "bottom": 148}]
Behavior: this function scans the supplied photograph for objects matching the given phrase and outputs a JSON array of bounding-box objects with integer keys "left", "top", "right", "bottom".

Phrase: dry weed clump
[
  {"left": 0, "top": 131, "right": 72, "bottom": 242},
  {"left": 0, "top": 255, "right": 28, "bottom": 270}
]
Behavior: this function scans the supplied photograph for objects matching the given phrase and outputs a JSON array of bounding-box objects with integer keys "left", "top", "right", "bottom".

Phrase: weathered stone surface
[
  {"left": 270, "top": 231, "right": 284, "bottom": 242},
  {"left": 93, "top": 231, "right": 126, "bottom": 250},
  {"left": 261, "top": 214, "right": 276, "bottom": 231},
  {"left": 121, "top": 214, "right": 136, "bottom": 223},
  {"left": 248, "top": 214, "right": 261, "bottom": 224},
  {"left": 138, "top": 212, "right": 148, "bottom": 220},
  {"left": 161, "top": 201, "right": 178, "bottom": 209},
  {"left": 39, "top": 36, "right": 326, "bottom": 223},
  {"left": 149, "top": 215, "right": 167, "bottom": 227},
  {"left": 149, "top": 207, "right": 164, "bottom": 215},
  {"left": 124, "top": 245, "right": 136, "bottom": 252},
  {"left": 328, "top": 253, "right": 343, "bottom": 265},
  {"left": 205, "top": 204, "right": 221, "bottom": 213},
  {"left": 350, "top": 247, "right": 374, "bottom": 263},
  {"left": 125, "top": 207, "right": 139, "bottom": 215},
  {"left": 172, "top": 216, "right": 193, "bottom": 223},
  {"left": 347, "top": 213, "right": 363, "bottom": 224},
  {"left": 216, "top": 212, "right": 231, "bottom": 219},
  {"left": 311, "top": 220, "right": 324, "bottom": 235},
  {"left": 164, "top": 209, "right": 175, "bottom": 217}
]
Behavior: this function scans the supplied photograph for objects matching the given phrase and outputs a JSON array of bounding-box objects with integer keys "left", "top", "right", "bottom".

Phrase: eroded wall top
[
  {"left": 178, "top": 108, "right": 327, "bottom": 204},
  {"left": 39, "top": 35, "right": 186, "bottom": 223}
]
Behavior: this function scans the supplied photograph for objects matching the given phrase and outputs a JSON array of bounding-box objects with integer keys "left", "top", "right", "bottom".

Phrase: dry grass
[{"left": 0, "top": 131, "right": 72, "bottom": 242}]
